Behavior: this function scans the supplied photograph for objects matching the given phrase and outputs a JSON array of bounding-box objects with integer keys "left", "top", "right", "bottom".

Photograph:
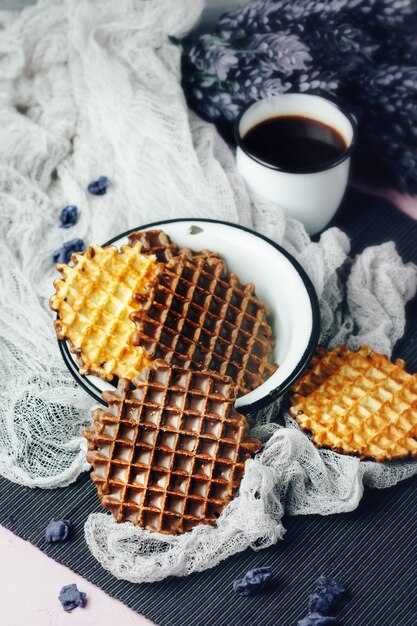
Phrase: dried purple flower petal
[
  {"left": 259, "top": 77, "right": 291, "bottom": 99},
  {"left": 297, "top": 613, "right": 339, "bottom": 626},
  {"left": 309, "top": 593, "right": 336, "bottom": 614},
  {"left": 87, "top": 176, "right": 111, "bottom": 196},
  {"left": 233, "top": 566, "right": 272, "bottom": 597},
  {"left": 309, "top": 576, "right": 347, "bottom": 614},
  {"left": 45, "top": 519, "right": 70, "bottom": 543},
  {"left": 53, "top": 239, "right": 85, "bottom": 264},
  {"left": 59, "top": 205, "right": 78, "bottom": 228},
  {"left": 198, "top": 37, "right": 239, "bottom": 80},
  {"left": 248, "top": 33, "right": 312, "bottom": 73},
  {"left": 58, "top": 584, "right": 86, "bottom": 612}
]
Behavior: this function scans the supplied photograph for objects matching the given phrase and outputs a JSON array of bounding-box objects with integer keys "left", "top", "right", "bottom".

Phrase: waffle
[
  {"left": 127, "top": 230, "right": 180, "bottom": 263},
  {"left": 130, "top": 253, "right": 277, "bottom": 396},
  {"left": 127, "top": 229, "right": 220, "bottom": 263},
  {"left": 83, "top": 361, "right": 262, "bottom": 533},
  {"left": 50, "top": 242, "right": 160, "bottom": 381},
  {"left": 289, "top": 345, "right": 417, "bottom": 462}
]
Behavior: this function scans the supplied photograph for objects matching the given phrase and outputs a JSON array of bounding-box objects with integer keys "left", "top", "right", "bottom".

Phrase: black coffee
[{"left": 242, "top": 115, "right": 347, "bottom": 171}]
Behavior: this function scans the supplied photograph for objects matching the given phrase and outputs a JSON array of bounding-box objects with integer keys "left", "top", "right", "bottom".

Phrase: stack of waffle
[
  {"left": 50, "top": 229, "right": 277, "bottom": 394},
  {"left": 51, "top": 231, "right": 417, "bottom": 533},
  {"left": 51, "top": 229, "right": 276, "bottom": 533}
]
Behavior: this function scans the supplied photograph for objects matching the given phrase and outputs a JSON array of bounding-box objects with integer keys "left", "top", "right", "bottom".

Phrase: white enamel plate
[{"left": 58, "top": 219, "right": 320, "bottom": 414}]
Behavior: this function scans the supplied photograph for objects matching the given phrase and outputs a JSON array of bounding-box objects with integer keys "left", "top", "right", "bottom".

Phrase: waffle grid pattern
[
  {"left": 127, "top": 230, "right": 180, "bottom": 263},
  {"left": 84, "top": 363, "right": 261, "bottom": 534},
  {"left": 50, "top": 243, "right": 158, "bottom": 381},
  {"left": 131, "top": 253, "right": 277, "bottom": 396},
  {"left": 127, "top": 229, "right": 221, "bottom": 263},
  {"left": 290, "top": 345, "right": 417, "bottom": 461}
]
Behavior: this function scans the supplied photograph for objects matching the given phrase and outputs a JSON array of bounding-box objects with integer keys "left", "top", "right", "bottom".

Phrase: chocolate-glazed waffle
[
  {"left": 131, "top": 253, "right": 277, "bottom": 396},
  {"left": 127, "top": 230, "right": 180, "bottom": 263},
  {"left": 50, "top": 242, "right": 160, "bottom": 381},
  {"left": 290, "top": 345, "right": 417, "bottom": 461},
  {"left": 127, "top": 229, "right": 220, "bottom": 263},
  {"left": 83, "top": 361, "right": 262, "bottom": 534}
]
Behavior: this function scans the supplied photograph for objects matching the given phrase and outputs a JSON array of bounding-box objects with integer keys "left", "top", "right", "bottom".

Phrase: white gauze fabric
[{"left": 0, "top": 0, "right": 417, "bottom": 580}]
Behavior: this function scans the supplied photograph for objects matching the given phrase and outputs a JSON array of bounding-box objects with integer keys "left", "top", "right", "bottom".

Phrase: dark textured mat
[{"left": 1, "top": 188, "right": 417, "bottom": 626}]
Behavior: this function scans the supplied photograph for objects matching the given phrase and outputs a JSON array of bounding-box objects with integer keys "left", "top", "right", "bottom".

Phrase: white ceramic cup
[{"left": 235, "top": 93, "right": 356, "bottom": 235}]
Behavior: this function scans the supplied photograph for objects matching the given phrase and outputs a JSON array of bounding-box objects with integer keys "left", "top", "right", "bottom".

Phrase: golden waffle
[
  {"left": 83, "top": 361, "right": 262, "bottom": 533},
  {"left": 50, "top": 243, "right": 160, "bottom": 381},
  {"left": 127, "top": 229, "right": 220, "bottom": 263},
  {"left": 130, "top": 253, "right": 277, "bottom": 396},
  {"left": 289, "top": 345, "right": 417, "bottom": 462}
]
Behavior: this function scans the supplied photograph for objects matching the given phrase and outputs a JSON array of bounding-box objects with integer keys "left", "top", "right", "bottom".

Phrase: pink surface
[
  {"left": 353, "top": 182, "right": 417, "bottom": 219},
  {"left": 0, "top": 525, "right": 156, "bottom": 626},
  {"left": 379, "top": 189, "right": 417, "bottom": 220}
]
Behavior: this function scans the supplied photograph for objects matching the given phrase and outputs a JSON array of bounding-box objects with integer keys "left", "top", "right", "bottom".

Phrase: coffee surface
[{"left": 242, "top": 115, "right": 347, "bottom": 171}]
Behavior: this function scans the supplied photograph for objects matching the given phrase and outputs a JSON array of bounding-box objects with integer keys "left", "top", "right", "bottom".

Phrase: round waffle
[
  {"left": 83, "top": 361, "right": 262, "bottom": 534},
  {"left": 130, "top": 252, "right": 277, "bottom": 396},
  {"left": 50, "top": 242, "right": 160, "bottom": 381},
  {"left": 290, "top": 345, "right": 417, "bottom": 461}
]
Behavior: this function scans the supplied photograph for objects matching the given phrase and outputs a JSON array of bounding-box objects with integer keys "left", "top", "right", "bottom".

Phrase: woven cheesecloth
[{"left": 0, "top": 0, "right": 417, "bottom": 581}]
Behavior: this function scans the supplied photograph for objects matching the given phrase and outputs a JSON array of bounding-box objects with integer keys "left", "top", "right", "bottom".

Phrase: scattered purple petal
[
  {"left": 45, "top": 519, "right": 71, "bottom": 543},
  {"left": 87, "top": 176, "right": 111, "bottom": 196},
  {"left": 53, "top": 239, "right": 85, "bottom": 264},
  {"left": 298, "top": 576, "right": 347, "bottom": 625},
  {"left": 58, "top": 584, "right": 86, "bottom": 612},
  {"left": 309, "top": 576, "right": 347, "bottom": 614},
  {"left": 297, "top": 613, "right": 339, "bottom": 626},
  {"left": 233, "top": 566, "right": 272, "bottom": 597},
  {"left": 59, "top": 205, "right": 78, "bottom": 228}
]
